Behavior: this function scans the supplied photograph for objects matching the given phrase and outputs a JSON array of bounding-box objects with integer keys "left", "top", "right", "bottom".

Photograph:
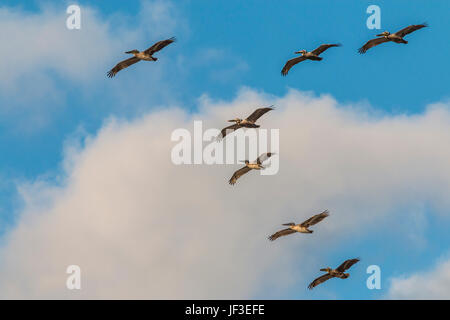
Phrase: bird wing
[
  {"left": 228, "top": 166, "right": 252, "bottom": 185},
  {"left": 245, "top": 106, "right": 274, "bottom": 123},
  {"left": 218, "top": 123, "right": 241, "bottom": 140},
  {"left": 308, "top": 273, "right": 334, "bottom": 289},
  {"left": 281, "top": 56, "right": 307, "bottom": 76},
  {"left": 268, "top": 228, "right": 297, "bottom": 241},
  {"left": 107, "top": 56, "right": 140, "bottom": 78},
  {"left": 394, "top": 23, "right": 427, "bottom": 37},
  {"left": 144, "top": 37, "right": 176, "bottom": 55},
  {"left": 300, "top": 210, "right": 330, "bottom": 227},
  {"left": 357, "top": 37, "right": 390, "bottom": 54},
  {"left": 256, "top": 152, "right": 274, "bottom": 164},
  {"left": 311, "top": 43, "right": 341, "bottom": 56},
  {"left": 336, "top": 258, "right": 360, "bottom": 272}
]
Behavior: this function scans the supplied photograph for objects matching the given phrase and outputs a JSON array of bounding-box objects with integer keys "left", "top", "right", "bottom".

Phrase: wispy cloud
[{"left": 387, "top": 255, "right": 450, "bottom": 299}]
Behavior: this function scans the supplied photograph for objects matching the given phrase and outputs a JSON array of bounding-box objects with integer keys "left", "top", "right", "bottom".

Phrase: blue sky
[{"left": 0, "top": 0, "right": 449, "bottom": 299}]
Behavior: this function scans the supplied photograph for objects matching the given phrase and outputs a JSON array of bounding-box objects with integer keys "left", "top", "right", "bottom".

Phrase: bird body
[
  {"left": 281, "top": 44, "right": 341, "bottom": 76},
  {"left": 358, "top": 23, "right": 427, "bottom": 54},
  {"left": 268, "top": 210, "right": 329, "bottom": 241},
  {"left": 129, "top": 51, "right": 158, "bottom": 61},
  {"left": 107, "top": 37, "right": 175, "bottom": 77},
  {"left": 308, "top": 258, "right": 360, "bottom": 289},
  {"left": 289, "top": 225, "right": 312, "bottom": 233},
  {"left": 219, "top": 106, "right": 274, "bottom": 140},
  {"left": 246, "top": 162, "right": 264, "bottom": 170},
  {"left": 228, "top": 152, "right": 275, "bottom": 185}
]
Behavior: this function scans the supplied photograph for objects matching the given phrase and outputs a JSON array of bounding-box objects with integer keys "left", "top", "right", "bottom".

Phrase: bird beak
[
  {"left": 228, "top": 120, "right": 236, "bottom": 122},
  {"left": 376, "top": 33, "right": 383, "bottom": 37}
]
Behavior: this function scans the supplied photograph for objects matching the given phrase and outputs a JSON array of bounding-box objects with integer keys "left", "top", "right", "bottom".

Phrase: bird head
[
  {"left": 295, "top": 50, "right": 307, "bottom": 55},
  {"left": 125, "top": 50, "right": 139, "bottom": 54},
  {"left": 376, "top": 31, "right": 390, "bottom": 37}
]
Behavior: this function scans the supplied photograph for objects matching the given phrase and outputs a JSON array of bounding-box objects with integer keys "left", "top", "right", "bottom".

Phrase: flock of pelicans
[{"left": 107, "top": 23, "right": 428, "bottom": 290}]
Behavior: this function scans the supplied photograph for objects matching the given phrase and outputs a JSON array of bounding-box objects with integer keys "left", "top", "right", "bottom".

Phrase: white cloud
[
  {"left": 0, "top": 89, "right": 449, "bottom": 298},
  {"left": 388, "top": 257, "right": 450, "bottom": 299},
  {"left": 0, "top": 2, "right": 248, "bottom": 132},
  {"left": 0, "top": 5, "right": 118, "bottom": 91}
]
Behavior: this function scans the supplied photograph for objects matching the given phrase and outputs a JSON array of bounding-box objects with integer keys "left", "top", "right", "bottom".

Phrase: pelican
[
  {"left": 268, "top": 210, "right": 329, "bottom": 241},
  {"left": 229, "top": 152, "right": 275, "bottom": 185},
  {"left": 218, "top": 106, "right": 274, "bottom": 140},
  {"left": 107, "top": 37, "right": 175, "bottom": 77},
  {"left": 358, "top": 23, "right": 427, "bottom": 54},
  {"left": 281, "top": 43, "right": 341, "bottom": 76},
  {"left": 308, "top": 258, "right": 360, "bottom": 290}
]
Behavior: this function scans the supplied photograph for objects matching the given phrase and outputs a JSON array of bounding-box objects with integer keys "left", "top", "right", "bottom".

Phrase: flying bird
[
  {"left": 218, "top": 106, "right": 274, "bottom": 140},
  {"left": 308, "top": 258, "right": 360, "bottom": 290},
  {"left": 358, "top": 23, "right": 427, "bottom": 54},
  {"left": 229, "top": 152, "right": 275, "bottom": 185},
  {"left": 107, "top": 37, "right": 175, "bottom": 77},
  {"left": 268, "top": 210, "right": 329, "bottom": 241},
  {"left": 281, "top": 43, "right": 341, "bottom": 76}
]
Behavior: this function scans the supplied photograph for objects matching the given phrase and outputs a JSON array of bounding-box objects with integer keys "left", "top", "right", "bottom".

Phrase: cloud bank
[
  {"left": 0, "top": 89, "right": 449, "bottom": 298},
  {"left": 388, "top": 256, "right": 450, "bottom": 299}
]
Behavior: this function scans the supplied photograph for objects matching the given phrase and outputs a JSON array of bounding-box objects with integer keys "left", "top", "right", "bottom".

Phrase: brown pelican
[
  {"left": 308, "top": 258, "right": 360, "bottom": 290},
  {"left": 358, "top": 23, "right": 427, "bottom": 54},
  {"left": 268, "top": 210, "right": 329, "bottom": 241},
  {"left": 229, "top": 152, "right": 275, "bottom": 185},
  {"left": 107, "top": 37, "right": 175, "bottom": 77},
  {"left": 218, "top": 106, "right": 274, "bottom": 140},
  {"left": 281, "top": 44, "right": 341, "bottom": 76}
]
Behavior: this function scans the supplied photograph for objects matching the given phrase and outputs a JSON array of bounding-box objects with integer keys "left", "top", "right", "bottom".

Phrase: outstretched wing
[
  {"left": 300, "top": 210, "right": 330, "bottom": 228},
  {"left": 358, "top": 37, "right": 390, "bottom": 54},
  {"left": 336, "top": 258, "right": 360, "bottom": 272},
  {"left": 281, "top": 56, "right": 306, "bottom": 76},
  {"left": 256, "top": 152, "right": 274, "bottom": 164},
  {"left": 245, "top": 106, "right": 274, "bottom": 123},
  {"left": 268, "top": 228, "right": 296, "bottom": 241},
  {"left": 394, "top": 23, "right": 427, "bottom": 37},
  {"left": 218, "top": 123, "right": 241, "bottom": 140},
  {"left": 229, "top": 166, "right": 252, "bottom": 185},
  {"left": 107, "top": 57, "right": 140, "bottom": 78},
  {"left": 308, "top": 273, "right": 334, "bottom": 290},
  {"left": 311, "top": 43, "right": 341, "bottom": 56},
  {"left": 144, "top": 37, "right": 176, "bottom": 55}
]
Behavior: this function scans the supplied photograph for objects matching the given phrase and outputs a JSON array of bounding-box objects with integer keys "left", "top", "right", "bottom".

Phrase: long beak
[
  {"left": 228, "top": 119, "right": 236, "bottom": 123},
  {"left": 376, "top": 33, "right": 383, "bottom": 37},
  {"left": 125, "top": 50, "right": 134, "bottom": 54},
  {"left": 320, "top": 268, "right": 328, "bottom": 272},
  {"left": 238, "top": 160, "right": 247, "bottom": 163}
]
